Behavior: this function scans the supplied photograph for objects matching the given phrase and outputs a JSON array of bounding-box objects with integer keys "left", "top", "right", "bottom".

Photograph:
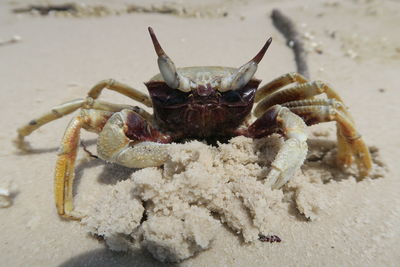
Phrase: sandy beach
[{"left": 1, "top": 0, "right": 400, "bottom": 266}]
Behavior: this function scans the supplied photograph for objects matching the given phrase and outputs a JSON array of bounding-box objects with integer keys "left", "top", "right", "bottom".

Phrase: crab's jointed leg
[
  {"left": 284, "top": 102, "right": 372, "bottom": 176},
  {"left": 87, "top": 79, "right": 152, "bottom": 107},
  {"left": 247, "top": 105, "right": 308, "bottom": 189},
  {"left": 255, "top": 72, "right": 308, "bottom": 102},
  {"left": 254, "top": 72, "right": 372, "bottom": 177},
  {"left": 15, "top": 99, "right": 86, "bottom": 151},
  {"left": 15, "top": 97, "right": 152, "bottom": 151},
  {"left": 254, "top": 79, "right": 344, "bottom": 117},
  {"left": 56, "top": 108, "right": 171, "bottom": 219},
  {"left": 55, "top": 109, "right": 113, "bottom": 219},
  {"left": 281, "top": 99, "right": 353, "bottom": 167}
]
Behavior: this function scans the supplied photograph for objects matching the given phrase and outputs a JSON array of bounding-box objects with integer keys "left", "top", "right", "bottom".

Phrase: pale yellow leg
[
  {"left": 255, "top": 72, "right": 308, "bottom": 102},
  {"left": 254, "top": 80, "right": 345, "bottom": 117},
  {"left": 55, "top": 108, "right": 166, "bottom": 219},
  {"left": 55, "top": 109, "right": 113, "bottom": 219},
  {"left": 90, "top": 99, "right": 153, "bottom": 121},
  {"left": 16, "top": 77, "right": 152, "bottom": 151},
  {"left": 287, "top": 104, "right": 372, "bottom": 176},
  {"left": 87, "top": 79, "right": 152, "bottom": 107},
  {"left": 281, "top": 99, "right": 356, "bottom": 168},
  {"left": 254, "top": 74, "right": 372, "bottom": 174},
  {"left": 55, "top": 116, "right": 84, "bottom": 219},
  {"left": 15, "top": 98, "right": 151, "bottom": 151},
  {"left": 281, "top": 98, "right": 350, "bottom": 118},
  {"left": 15, "top": 99, "right": 85, "bottom": 151}
]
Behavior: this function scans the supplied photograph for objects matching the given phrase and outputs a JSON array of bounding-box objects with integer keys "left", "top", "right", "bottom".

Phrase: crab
[{"left": 15, "top": 27, "right": 372, "bottom": 219}]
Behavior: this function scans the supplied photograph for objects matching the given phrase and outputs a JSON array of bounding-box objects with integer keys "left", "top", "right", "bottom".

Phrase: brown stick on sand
[{"left": 271, "top": 9, "right": 309, "bottom": 79}]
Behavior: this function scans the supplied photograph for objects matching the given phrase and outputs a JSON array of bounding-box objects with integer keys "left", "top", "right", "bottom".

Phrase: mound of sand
[{"left": 82, "top": 135, "right": 385, "bottom": 262}]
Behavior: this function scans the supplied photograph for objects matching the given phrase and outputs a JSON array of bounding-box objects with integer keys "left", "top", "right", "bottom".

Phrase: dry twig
[{"left": 271, "top": 9, "right": 309, "bottom": 78}]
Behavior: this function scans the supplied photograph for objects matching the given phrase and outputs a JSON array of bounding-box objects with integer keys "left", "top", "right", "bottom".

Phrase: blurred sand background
[{"left": 1, "top": 0, "right": 400, "bottom": 266}]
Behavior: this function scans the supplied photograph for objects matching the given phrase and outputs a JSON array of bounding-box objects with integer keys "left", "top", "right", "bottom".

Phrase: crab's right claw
[
  {"left": 220, "top": 37, "right": 272, "bottom": 92},
  {"left": 248, "top": 105, "right": 308, "bottom": 189}
]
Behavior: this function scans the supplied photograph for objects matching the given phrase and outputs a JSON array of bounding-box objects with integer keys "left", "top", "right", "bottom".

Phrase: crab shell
[{"left": 145, "top": 66, "right": 261, "bottom": 138}]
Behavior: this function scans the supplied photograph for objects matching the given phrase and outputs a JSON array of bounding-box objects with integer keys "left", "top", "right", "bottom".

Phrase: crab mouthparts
[{"left": 196, "top": 84, "right": 214, "bottom": 97}]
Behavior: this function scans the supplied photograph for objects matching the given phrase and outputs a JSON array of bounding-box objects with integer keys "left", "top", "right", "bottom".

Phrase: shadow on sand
[{"left": 59, "top": 248, "right": 179, "bottom": 267}]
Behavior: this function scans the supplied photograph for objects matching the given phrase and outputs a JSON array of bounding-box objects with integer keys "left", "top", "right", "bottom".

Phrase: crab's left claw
[
  {"left": 148, "top": 27, "right": 191, "bottom": 92},
  {"left": 220, "top": 37, "right": 272, "bottom": 92}
]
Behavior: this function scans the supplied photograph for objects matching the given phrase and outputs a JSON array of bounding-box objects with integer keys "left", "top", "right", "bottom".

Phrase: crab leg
[
  {"left": 15, "top": 99, "right": 85, "bottom": 151},
  {"left": 286, "top": 104, "right": 372, "bottom": 176},
  {"left": 281, "top": 98, "right": 347, "bottom": 112},
  {"left": 281, "top": 99, "right": 354, "bottom": 166},
  {"left": 56, "top": 107, "right": 166, "bottom": 219},
  {"left": 279, "top": 99, "right": 369, "bottom": 171},
  {"left": 87, "top": 79, "right": 152, "bottom": 107},
  {"left": 254, "top": 76, "right": 372, "bottom": 175},
  {"left": 255, "top": 72, "right": 308, "bottom": 102},
  {"left": 15, "top": 98, "right": 151, "bottom": 151},
  {"left": 254, "top": 80, "right": 344, "bottom": 117},
  {"left": 247, "top": 105, "right": 308, "bottom": 189},
  {"left": 281, "top": 98, "right": 355, "bottom": 164},
  {"left": 55, "top": 109, "right": 113, "bottom": 219}
]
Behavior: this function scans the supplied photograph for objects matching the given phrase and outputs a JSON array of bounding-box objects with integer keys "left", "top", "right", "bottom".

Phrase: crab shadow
[
  {"left": 15, "top": 139, "right": 98, "bottom": 155},
  {"left": 59, "top": 248, "right": 179, "bottom": 267},
  {"left": 72, "top": 153, "right": 136, "bottom": 197}
]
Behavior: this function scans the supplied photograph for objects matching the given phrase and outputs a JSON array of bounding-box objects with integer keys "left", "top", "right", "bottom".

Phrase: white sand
[
  {"left": 1, "top": 0, "right": 400, "bottom": 266},
  {"left": 82, "top": 136, "right": 385, "bottom": 262}
]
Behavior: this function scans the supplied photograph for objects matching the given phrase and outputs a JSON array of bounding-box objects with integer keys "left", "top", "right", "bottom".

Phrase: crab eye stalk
[
  {"left": 148, "top": 27, "right": 191, "bottom": 92},
  {"left": 220, "top": 37, "right": 272, "bottom": 92}
]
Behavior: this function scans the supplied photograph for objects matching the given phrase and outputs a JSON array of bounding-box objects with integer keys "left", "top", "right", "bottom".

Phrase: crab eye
[{"left": 222, "top": 90, "right": 241, "bottom": 103}]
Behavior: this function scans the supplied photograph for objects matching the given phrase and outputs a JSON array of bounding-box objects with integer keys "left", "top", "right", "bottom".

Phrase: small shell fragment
[
  {"left": 0, "top": 35, "right": 22, "bottom": 46},
  {"left": 0, "top": 180, "right": 18, "bottom": 208}
]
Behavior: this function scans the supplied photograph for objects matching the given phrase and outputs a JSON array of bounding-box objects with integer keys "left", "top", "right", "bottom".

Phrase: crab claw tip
[
  {"left": 148, "top": 27, "right": 165, "bottom": 57},
  {"left": 252, "top": 37, "right": 272, "bottom": 64}
]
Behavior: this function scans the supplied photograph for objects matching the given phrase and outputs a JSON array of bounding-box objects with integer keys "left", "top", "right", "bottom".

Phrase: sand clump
[{"left": 82, "top": 135, "right": 385, "bottom": 262}]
